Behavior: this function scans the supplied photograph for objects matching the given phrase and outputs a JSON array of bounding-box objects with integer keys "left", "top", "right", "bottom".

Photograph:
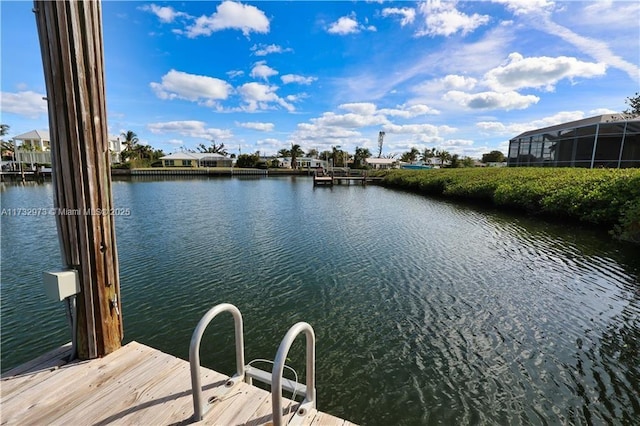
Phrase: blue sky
[{"left": 1, "top": 0, "right": 639, "bottom": 158}]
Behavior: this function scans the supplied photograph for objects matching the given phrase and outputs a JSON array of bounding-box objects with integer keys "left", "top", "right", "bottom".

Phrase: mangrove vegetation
[{"left": 376, "top": 167, "right": 640, "bottom": 244}]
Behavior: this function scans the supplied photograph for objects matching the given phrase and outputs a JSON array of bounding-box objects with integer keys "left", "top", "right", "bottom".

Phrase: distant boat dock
[{"left": 313, "top": 168, "right": 383, "bottom": 186}]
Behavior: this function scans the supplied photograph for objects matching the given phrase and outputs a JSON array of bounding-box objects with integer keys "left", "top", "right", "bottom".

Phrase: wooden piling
[{"left": 33, "top": 0, "right": 122, "bottom": 359}]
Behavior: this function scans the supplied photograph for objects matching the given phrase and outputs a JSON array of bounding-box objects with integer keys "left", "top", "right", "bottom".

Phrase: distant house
[
  {"left": 14, "top": 130, "right": 50, "bottom": 151},
  {"left": 508, "top": 114, "right": 640, "bottom": 168},
  {"left": 160, "top": 152, "right": 232, "bottom": 168},
  {"left": 365, "top": 158, "right": 399, "bottom": 169},
  {"left": 12, "top": 130, "right": 123, "bottom": 165},
  {"left": 278, "top": 157, "right": 327, "bottom": 169},
  {"left": 109, "top": 135, "right": 124, "bottom": 163},
  {"left": 13, "top": 130, "right": 52, "bottom": 166}
]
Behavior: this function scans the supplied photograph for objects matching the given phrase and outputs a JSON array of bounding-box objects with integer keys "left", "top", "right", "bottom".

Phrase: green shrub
[{"left": 378, "top": 167, "right": 640, "bottom": 244}]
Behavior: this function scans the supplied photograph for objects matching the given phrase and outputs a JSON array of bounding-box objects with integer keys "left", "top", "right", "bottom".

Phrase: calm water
[{"left": 1, "top": 177, "right": 639, "bottom": 425}]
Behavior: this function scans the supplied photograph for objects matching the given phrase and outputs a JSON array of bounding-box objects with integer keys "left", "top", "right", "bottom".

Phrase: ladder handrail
[
  {"left": 272, "top": 322, "right": 316, "bottom": 426},
  {"left": 189, "top": 303, "right": 245, "bottom": 421}
]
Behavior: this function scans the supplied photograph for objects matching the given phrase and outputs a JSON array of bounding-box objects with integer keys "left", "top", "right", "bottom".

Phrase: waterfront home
[
  {"left": 12, "top": 130, "right": 52, "bottom": 168},
  {"left": 364, "top": 158, "right": 399, "bottom": 169},
  {"left": 278, "top": 157, "right": 327, "bottom": 169},
  {"left": 108, "top": 134, "right": 125, "bottom": 163},
  {"left": 13, "top": 129, "right": 51, "bottom": 151},
  {"left": 507, "top": 113, "right": 640, "bottom": 168},
  {"left": 11, "top": 130, "right": 122, "bottom": 165},
  {"left": 160, "top": 152, "right": 233, "bottom": 168}
]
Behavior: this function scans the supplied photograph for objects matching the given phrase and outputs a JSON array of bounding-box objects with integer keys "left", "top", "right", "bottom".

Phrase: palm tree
[
  {"left": 120, "top": 130, "right": 138, "bottom": 162},
  {"left": 134, "top": 143, "right": 153, "bottom": 161},
  {"left": 436, "top": 149, "right": 452, "bottom": 167},
  {"left": 0, "top": 124, "right": 13, "bottom": 163},
  {"left": 120, "top": 130, "right": 138, "bottom": 151},
  {"left": 331, "top": 146, "right": 340, "bottom": 167},
  {"left": 421, "top": 147, "right": 436, "bottom": 165},
  {"left": 319, "top": 150, "right": 332, "bottom": 161},
  {"left": 290, "top": 143, "right": 303, "bottom": 169},
  {"left": 306, "top": 148, "right": 319, "bottom": 158},
  {"left": 198, "top": 140, "right": 228, "bottom": 155},
  {"left": 401, "top": 147, "right": 420, "bottom": 163},
  {"left": 353, "top": 147, "right": 372, "bottom": 168},
  {"left": 277, "top": 148, "right": 291, "bottom": 158}
]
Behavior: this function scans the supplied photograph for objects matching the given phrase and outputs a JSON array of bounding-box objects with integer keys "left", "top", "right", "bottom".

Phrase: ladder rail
[
  {"left": 272, "top": 322, "right": 316, "bottom": 426},
  {"left": 189, "top": 303, "right": 245, "bottom": 421}
]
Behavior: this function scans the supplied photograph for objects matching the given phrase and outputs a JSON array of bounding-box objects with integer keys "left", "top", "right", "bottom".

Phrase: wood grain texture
[
  {"left": 33, "top": 0, "right": 122, "bottom": 359},
  {"left": 0, "top": 342, "right": 356, "bottom": 426}
]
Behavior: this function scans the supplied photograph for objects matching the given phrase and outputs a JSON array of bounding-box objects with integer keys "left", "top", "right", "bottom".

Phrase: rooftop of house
[
  {"left": 13, "top": 129, "right": 50, "bottom": 141},
  {"left": 365, "top": 158, "right": 398, "bottom": 164},
  {"left": 160, "top": 152, "right": 229, "bottom": 161},
  {"left": 513, "top": 114, "right": 640, "bottom": 139}
]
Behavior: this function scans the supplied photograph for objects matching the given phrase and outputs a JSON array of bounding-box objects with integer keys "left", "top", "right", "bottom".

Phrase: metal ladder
[{"left": 189, "top": 303, "right": 316, "bottom": 425}]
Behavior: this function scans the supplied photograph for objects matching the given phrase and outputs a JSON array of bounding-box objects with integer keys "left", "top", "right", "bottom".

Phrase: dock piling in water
[{"left": 34, "top": 0, "right": 122, "bottom": 358}]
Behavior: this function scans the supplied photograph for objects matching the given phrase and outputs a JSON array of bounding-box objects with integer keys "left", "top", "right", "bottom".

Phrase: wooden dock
[
  {"left": 1, "top": 341, "right": 356, "bottom": 426},
  {"left": 313, "top": 170, "right": 383, "bottom": 186}
]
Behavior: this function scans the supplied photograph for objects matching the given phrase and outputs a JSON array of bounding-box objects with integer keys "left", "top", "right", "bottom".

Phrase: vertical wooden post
[{"left": 34, "top": 0, "right": 122, "bottom": 359}]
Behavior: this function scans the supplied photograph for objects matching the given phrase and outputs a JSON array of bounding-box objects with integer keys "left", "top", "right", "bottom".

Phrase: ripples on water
[{"left": 1, "top": 177, "right": 639, "bottom": 425}]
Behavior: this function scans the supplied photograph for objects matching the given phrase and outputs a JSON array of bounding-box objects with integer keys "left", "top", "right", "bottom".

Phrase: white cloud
[
  {"left": 328, "top": 15, "right": 360, "bottom": 35},
  {"left": 290, "top": 103, "right": 396, "bottom": 146},
  {"left": 380, "top": 104, "right": 440, "bottom": 117},
  {"left": 140, "top": 4, "right": 189, "bottom": 23},
  {"left": 494, "top": 0, "right": 639, "bottom": 83},
  {"left": 444, "top": 90, "right": 540, "bottom": 110},
  {"left": 250, "top": 61, "right": 278, "bottom": 80},
  {"left": 166, "top": 139, "right": 184, "bottom": 146},
  {"left": 382, "top": 123, "right": 457, "bottom": 146},
  {"left": 580, "top": 1, "right": 640, "bottom": 29},
  {"left": 414, "top": 74, "right": 479, "bottom": 95},
  {"left": 477, "top": 110, "right": 586, "bottom": 135},
  {"left": 484, "top": 52, "right": 606, "bottom": 92},
  {"left": 238, "top": 82, "right": 294, "bottom": 112},
  {"left": 416, "top": 0, "right": 490, "bottom": 37},
  {"left": 336, "top": 102, "right": 439, "bottom": 118},
  {"left": 251, "top": 44, "right": 293, "bottom": 56},
  {"left": 147, "top": 121, "right": 233, "bottom": 140},
  {"left": 313, "top": 111, "right": 388, "bottom": 128},
  {"left": 281, "top": 74, "right": 317, "bottom": 85},
  {"left": 256, "top": 138, "right": 282, "bottom": 152},
  {"left": 441, "top": 75, "right": 478, "bottom": 90},
  {"left": 226, "top": 70, "right": 244, "bottom": 79},
  {"left": 285, "top": 93, "right": 308, "bottom": 102},
  {"left": 238, "top": 121, "right": 275, "bottom": 132},
  {"left": 382, "top": 123, "right": 452, "bottom": 136},
  {"left": 327, "top": 13, "right": 375, "bottom": 35},
  {"left": 339, "top": 102, "right": 377, "bottom": 116},
  {"left": 381, "top": 7, "right": 416, "bottom": 26},
  {"left": 150, "top": 70, "right": 232, "bottom": 106},
  {"left": 540, "top": 19, "right": 639, "bottom": 83},
  {"left": 293, "top": 103, "right": 441, "bottom": 144},
  {"left": 0, "top": 91, "right": 47, "bottom": 118},
  {"left": 293, "top": 122, "right": 363, "bottom": 144},
  {"left": 441, "top": 139, "right": 474, "bottom": 147},
  {"left": 476, "top": 121, "right": 511, "bottom": 133},
  {"left": 184, "top": 1, "right": 269, "bottom": 38},
  {"left": 589, "top": 108, "right": 618, "bottom": 116},
  {"left": 492, "top": 0, "right": 555, "bottom": 16}
]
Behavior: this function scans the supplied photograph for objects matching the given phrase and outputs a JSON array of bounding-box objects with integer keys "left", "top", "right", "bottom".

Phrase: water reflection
[{"left": 1, "top": 177, "right": 638, "bottom": 425}]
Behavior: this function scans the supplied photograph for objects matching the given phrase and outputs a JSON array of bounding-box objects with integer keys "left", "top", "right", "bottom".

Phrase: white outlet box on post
[{"left": 43, "top": 270, "right": 80, "bottom": 301}]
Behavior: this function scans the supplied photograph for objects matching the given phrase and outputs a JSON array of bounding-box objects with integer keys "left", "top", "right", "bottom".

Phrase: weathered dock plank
[{"left": 0, "top": 341, "right": 356, "bottom": 426}]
